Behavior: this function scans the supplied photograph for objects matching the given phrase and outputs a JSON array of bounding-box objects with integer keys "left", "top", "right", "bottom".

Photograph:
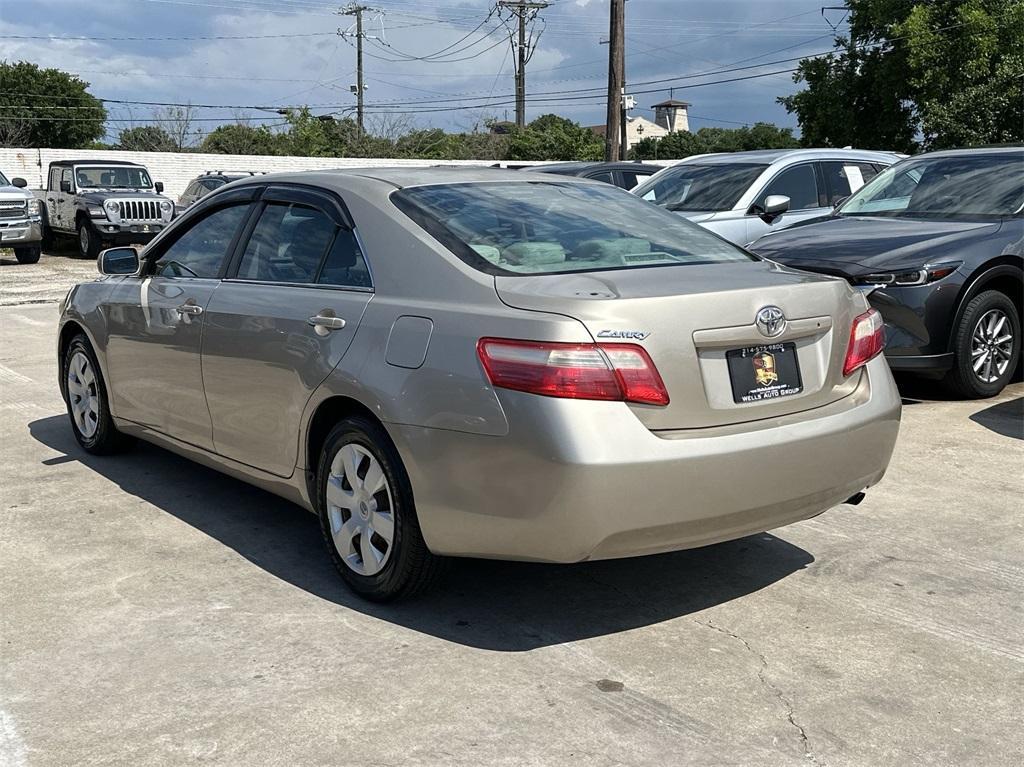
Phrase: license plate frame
[{"left": 726, "top": 342, "right": 803, "bottom": 403}]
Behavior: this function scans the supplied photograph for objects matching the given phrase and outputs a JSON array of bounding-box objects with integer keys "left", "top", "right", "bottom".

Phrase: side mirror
[
  {"left": 11, "top": 177, "right": 27, "bottom": 188},
  {"left": 97, "top": 247, "right": 140, "bottom": 276},
  {"left": 763, "top": 195, "right": 790, "bottom": 216},
  {"left": 60, "top": 180, "right": 72, "bottom": 193},
  {"left": 155, "top": 181, "right": 164, "bottom": 193}
]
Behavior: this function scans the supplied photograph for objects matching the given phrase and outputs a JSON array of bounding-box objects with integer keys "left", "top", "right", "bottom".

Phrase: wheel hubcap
[
  {"left": 970, "top": 309, "right": 1014, "bottom": 384},
  {"left": 326, "top": 443, "right": 394, "bottom": 576},
  {"left": 79, "top": 227, "right": 89, "bottom": 252},
  {"left": 67, "top": 351, "right": 99, "bottom": 438}
]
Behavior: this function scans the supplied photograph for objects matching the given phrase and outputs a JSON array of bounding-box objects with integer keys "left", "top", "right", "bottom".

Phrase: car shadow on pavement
[
  {"left": 969, "top": 396, "right": 1023, "bottom": 440},
  {"left": 30, "top": 414, "right": 814, "bottom": 651}
]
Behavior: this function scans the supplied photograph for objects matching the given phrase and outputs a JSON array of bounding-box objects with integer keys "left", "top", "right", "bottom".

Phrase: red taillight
[
  {"left": 476, "top": 338, "right": 669, "bottom": 406},
  {"left": 843, "top": 308, "right": 885, "bottom": 377}
]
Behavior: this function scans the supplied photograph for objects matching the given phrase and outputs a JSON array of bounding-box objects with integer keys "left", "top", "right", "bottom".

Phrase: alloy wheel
[
  {"left": 79, "top": 226, "right": 90, "bottom": 255},
  {"left": 971, "top": 308, "right": 1014, "bottom": 384},
  {"left": 326, "top": 443, "right": 395, "bottom": 576},
  {"left": 67, "top": 351, "right": 100, "bottom": 438}
]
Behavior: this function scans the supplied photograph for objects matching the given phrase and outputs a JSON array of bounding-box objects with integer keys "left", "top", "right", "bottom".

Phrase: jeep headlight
[
  {"left": 104, "top": 199, "right": 120, "bottom": 216},
  {"left": 159, "top": 199, "right": 173, "bottom": 214}
]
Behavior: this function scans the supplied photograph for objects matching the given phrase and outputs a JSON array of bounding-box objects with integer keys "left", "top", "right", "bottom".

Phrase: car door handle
[
  {"left": 176, "top": 303, "right": 203, "bottom": 316},
  {"left": 308, "top": 314, "right": 346, "bottom": 334}
]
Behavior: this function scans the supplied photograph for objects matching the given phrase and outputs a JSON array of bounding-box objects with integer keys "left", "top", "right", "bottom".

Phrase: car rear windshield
[
  {"left": 632, "top": 163, "right": 767, "bottom": 211},
  {"left": 393, "top": 181, "right": 754, "bottom": 276},
  {"left": 839, "top": 154, "right": 1024, "bottom": 218}
]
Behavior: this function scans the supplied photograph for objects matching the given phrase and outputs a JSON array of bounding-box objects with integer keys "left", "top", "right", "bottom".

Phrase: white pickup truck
[{"left": 0, "top": 169, "right": 43, "bottom": 264}]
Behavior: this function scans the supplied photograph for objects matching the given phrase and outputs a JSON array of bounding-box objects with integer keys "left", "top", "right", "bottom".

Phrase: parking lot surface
[{"left": 1, "top": 255, "right": 1022, "bottom": 766}]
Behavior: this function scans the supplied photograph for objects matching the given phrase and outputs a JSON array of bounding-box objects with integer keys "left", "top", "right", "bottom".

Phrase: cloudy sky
[{"left": 0, "top": 0, "right": 849, "bottom": 141}]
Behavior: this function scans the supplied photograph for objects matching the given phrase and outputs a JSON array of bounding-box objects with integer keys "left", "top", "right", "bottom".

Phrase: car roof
[
  {"left": 676, "top": 148, "right": 903, "bottom": 165},
  {"left": 50, "top": 159, "right": 146, "bottom": 167},
  {"left": 247, "top": 166, "right": 588, "bottom": 190},
  {"left": 530, "top": 161, "right": 663, "bottom": 174},
  {"left": 903, "top": 146, "right": 1024, "bottom": 160}
]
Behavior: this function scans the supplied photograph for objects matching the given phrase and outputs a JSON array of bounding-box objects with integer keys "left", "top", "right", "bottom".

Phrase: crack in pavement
[{"left": 695, "top": 618, "right": 823, "bottom": 766}]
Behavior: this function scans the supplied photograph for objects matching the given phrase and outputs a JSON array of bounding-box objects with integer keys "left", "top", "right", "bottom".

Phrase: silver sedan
[{"left": 57, "top": 168, "right": 901, "bottom": 600}]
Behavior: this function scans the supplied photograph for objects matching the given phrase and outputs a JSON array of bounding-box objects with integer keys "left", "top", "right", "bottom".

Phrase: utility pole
[
  {"left": 604, "top": 0, "right": 625, "bottom": 161},
  {"left": 340, "top": 4, "right": 371, "bottom": 133},
  {"left": 498, "top": 1, "right": 549, "bottom": 129}
]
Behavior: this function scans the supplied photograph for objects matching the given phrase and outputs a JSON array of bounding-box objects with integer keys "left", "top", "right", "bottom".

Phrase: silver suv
[{"left": 633, "top": 148, "right": 903, "bottom": 245}]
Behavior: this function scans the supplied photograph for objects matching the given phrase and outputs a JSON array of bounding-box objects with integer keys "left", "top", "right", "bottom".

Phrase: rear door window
[
  {"left": 756, "top": 164, "right": 819, "bottom": 211},
  {"left": 235, "top": 201, "right": 372, "bottom": 288},
  {"left": 584, "top": 170, "right": 615, "bottom": 185},
  {"left": 820, "top": 161, "right": 881, "bottom": 205}
]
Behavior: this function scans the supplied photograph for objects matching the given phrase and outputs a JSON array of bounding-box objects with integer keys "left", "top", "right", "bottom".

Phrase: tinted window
[
  {"left": 620, "top": 170, "right": 651, "bottom": 190},
  {"left": 841, "top": 154, "right": 1023, "bottom": 217},
  {"left": 394, "top": 181, "right": 753, "bottom": 276},
  {"left": 237, "top": 203, "right": 336, "bottom": 283},
  {"left": 585, "top": 171, "right": 615, "bottom": 185},
  {"left": 154, "top": 204, "right": 249, "bottom": 278},
  {"left": 634, "top": 163, "right": 767, "bottom": 211},
  {"left": 758, "top": 164, "right": 819, "bottom": 211},
  {"left": 319, "top": 230, "right": 372, "bottom": 288},
  {"left": 820, "top": 161, "right": 881, "bottom": 205}
]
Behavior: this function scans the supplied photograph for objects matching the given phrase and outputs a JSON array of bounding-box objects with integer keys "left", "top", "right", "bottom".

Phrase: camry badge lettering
[
  {"left": 755, "top": 306, "right": 786, "bottom": 338},
  {"left": 597, "top": 329, "right": 650, "bottom": 340}
]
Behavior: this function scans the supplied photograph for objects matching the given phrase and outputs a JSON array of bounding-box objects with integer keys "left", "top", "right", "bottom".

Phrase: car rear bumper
[{"left": 391, "top": 355, "right": 901, "bottom": 562}]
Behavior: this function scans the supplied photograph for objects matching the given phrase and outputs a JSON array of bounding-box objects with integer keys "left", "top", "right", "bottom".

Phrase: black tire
[
  {"left": 77, "top": 219, "right": 102, "bottom": 259},
  {"left": 62, "top": 334, "right": 134, "bottom": 454},
  {"left": 13, "top": 246, "right": 40, "bottom": 264},
  {"left": 316, "top": 415, "right": 443, "bottom": 601},
  {"left": 944, "top": 290, "right": 1021, "bottom": 399}
]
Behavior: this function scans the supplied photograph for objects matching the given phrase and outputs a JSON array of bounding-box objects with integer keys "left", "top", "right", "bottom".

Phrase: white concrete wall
[
  {"left": 0, "top": 148, "right": 676, "bottom": 198},
  {"left": 0, "top": 147, "right": 517, "bottom": 199}
]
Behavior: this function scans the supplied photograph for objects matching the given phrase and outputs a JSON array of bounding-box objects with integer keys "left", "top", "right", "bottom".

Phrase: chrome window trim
[{"left": 221, "top": 278, "right": 374, "bottom": 294}]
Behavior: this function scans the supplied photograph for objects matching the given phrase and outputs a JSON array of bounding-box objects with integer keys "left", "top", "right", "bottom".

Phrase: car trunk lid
[{"left": 494, "top": 260, "right": 863, "bottom": 430}]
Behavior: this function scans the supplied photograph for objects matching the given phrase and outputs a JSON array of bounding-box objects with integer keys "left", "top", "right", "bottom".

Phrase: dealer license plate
[{"left": 726, "top": 342, "right": 803, "bottom": 403}]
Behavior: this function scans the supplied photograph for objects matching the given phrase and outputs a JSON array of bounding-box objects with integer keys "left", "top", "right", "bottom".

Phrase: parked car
[
  {"left": 528, "top": 161, "right": 663, "bottom": 189},
  {"left": 749, "top": 147, "right": 1023, "bottom": 398},
  {"left": 58, "top": 168, "right": 901, "bottom": 600},
  {"left": 0, "top": 170, "right": 43, "bottom": 263},
  {"left": 38, "top": 159, "right": 175, "bottom": 259},
  {"left": 632, "top": 148, "right": 902, "bottom": 244},
  {"left": 176, "top": 170, "right": 263, "bottom": 214}
]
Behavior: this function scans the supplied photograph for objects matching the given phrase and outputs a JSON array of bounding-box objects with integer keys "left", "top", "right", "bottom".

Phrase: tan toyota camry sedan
[{"left": 57, "top": 168, "right": 901, "bottom": 600}]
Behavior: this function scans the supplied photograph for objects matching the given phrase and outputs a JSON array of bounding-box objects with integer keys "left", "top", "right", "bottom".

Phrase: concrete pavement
[{"left": 1, "top": 297, "right": 1022, "bottom": 766}]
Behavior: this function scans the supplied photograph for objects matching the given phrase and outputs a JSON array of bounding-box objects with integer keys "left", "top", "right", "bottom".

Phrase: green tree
[
  {"left": 506, "top": 114, "right": 605, "bottom": 161},
  {"left": 117, "top": 125, "right": 176, "bottom": 152},
  {"left": 780, "top": 0, "right": 1024, "bottom": 151},
  {"left": 0, "top": 61, "right": 107, "bottom": 148},
  {"left": 200, "top": 123, "right": 281, "bottom": 155},
  {"left": 631, "top": 123, "right": 799, "bottom": 160}
]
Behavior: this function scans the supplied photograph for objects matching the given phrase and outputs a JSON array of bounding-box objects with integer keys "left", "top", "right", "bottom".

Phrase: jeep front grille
[
  {"left": 0, "top": 200, "right": 27, "bottom": 219},
  {"left": 117, "top": 199, "right": 161, "bottom": 222}
]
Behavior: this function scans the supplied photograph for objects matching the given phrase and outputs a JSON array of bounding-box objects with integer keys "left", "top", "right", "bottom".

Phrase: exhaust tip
[{"left": 844, "top": 491, "right": 866, "bottom": 506}]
